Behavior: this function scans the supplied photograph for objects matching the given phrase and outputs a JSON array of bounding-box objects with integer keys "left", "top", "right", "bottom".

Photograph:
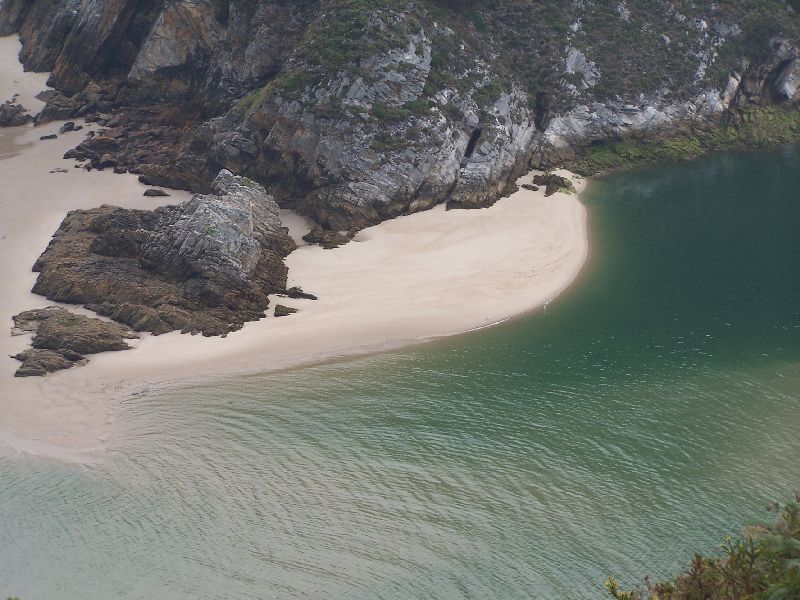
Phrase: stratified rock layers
[
  {"left": 31, "top": 170, "right": 296, "bottom": 337},
  {"left": 3, "top": 1, "right": 799, "bottom": 232}
]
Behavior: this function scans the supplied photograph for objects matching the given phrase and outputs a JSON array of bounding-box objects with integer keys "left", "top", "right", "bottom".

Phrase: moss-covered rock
[{"left": 570, "top": 106, "right": 800, "bottom": 177}]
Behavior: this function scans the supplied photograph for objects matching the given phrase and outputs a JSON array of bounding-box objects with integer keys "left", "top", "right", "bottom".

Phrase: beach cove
[
  {"left": 1, "top": 140, "right": 798, "bottom": 600},
  {"left": 0, "top": 35, "right": 589, "bottom": 461}
]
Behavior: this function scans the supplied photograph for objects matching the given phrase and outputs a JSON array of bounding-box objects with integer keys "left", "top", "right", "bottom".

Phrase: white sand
[
  {"left": 0, "top": 38, "right": 589, "bottom": 463},
  {"left": 0, "top": 35, "right": 51, "bottom": 112}
]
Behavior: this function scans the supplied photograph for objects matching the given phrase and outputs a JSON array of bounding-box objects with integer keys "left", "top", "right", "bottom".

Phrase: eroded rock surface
[
  {"left": 2, "top": 1, "right": 800, "bottom": 230},
  {"left": 0, "top": 100, "right": 32, "bottom": 127},
  {"left": 31, "top": 170, "right": 296, "bottom": 337},
  {"left": 11, "top": 307, "right": 137, "bottom": 377}
]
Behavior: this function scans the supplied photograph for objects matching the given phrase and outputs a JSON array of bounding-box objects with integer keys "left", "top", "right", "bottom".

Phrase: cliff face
[{"left": 3, "top": 0, "right": 800, "bottom": 230}]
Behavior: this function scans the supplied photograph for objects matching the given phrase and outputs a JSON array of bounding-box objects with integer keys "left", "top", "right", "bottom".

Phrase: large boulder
[{"left": 31, "top": 170, "right": 296, "bottom": 337}]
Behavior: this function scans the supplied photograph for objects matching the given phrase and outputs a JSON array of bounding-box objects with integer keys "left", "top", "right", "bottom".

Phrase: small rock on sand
[
  {"left": 274, "top": 305, "right": 298, "bottom": 317},
  {"left": 143, "top": 188, "right": 170, "bottom": 197}
]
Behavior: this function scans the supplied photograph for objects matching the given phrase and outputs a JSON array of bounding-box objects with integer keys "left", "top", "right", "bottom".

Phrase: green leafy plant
[{"left": 607, "top": 495, "right": 800, "bottom": 600}]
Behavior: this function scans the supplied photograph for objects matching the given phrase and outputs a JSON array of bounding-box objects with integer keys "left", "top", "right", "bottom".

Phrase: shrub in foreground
[{"left": 607, "top": 495, "right": 800, "bottom": 600}]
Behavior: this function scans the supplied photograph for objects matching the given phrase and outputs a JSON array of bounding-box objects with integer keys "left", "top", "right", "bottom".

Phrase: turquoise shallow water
[{"left": 1, "top": 147, "right": 799, "bottom": 599}]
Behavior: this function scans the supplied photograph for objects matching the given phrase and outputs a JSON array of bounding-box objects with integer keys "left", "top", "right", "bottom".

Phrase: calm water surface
[{"left": 1, "top": 147, "right": 799, "bottom": 599}]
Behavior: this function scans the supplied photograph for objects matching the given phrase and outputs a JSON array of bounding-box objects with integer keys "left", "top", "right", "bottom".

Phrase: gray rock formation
[
  {"left": 31, "top": 170, "right": 296, "bottom": 337},
  {"left": 0, "top": 99, "right": 31, "bottom": 127},
  {"left": 1, "top": 1, "right": 799, "bottom": 229},
  {"left": 140, "top": 169, "right": 289, "bottom": 300}
]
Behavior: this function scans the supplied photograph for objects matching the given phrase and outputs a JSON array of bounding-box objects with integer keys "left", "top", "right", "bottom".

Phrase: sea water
[{"left": 1, "top": 147, "right": 798, "bottom": 599}]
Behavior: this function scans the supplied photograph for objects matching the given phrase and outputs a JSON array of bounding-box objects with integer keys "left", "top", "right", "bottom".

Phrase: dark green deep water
[{"left": 1, "top": 148, "right": 799, "bottom": 599}]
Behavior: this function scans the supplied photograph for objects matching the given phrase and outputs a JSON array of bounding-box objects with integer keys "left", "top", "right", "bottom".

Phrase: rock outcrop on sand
[
  {"left": 302, "top": 227, "right": 353, "bottom": 250},
  {"left": 532, "top": 173, "right": 577, "bottom": 197},
  {"left": 273, "top": 305, "right": 298, "bottom": 318},
  {"left": 31, "top": 170, "right": 296, "bottom": 337},
  {"left": 0, "top": 99, "right": 31, "bottom": 127},
  {"left": 11, "top": 307, "right": 137, "bottom": 377},
  {"left": 2, "top": 1, "right": 799, "bottom": 231}
]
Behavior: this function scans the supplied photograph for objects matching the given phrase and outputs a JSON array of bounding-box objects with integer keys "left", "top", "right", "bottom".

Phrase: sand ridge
[{"left": 0, "top": 35, "right": 589, "bottom": 463}]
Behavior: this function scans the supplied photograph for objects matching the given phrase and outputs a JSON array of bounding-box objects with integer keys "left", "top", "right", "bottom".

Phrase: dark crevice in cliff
[
  {"left": 464, "top": 128, "right": 482, "bottom": 160},
  {"left": 534, "top": 92, "right": 550, "bottom": 131},
  {"left": 3, "top": 0, "right": 799, "bottom": 231},
  {"left": 97, "top": 1, "right": 164, "bottom": 77}
]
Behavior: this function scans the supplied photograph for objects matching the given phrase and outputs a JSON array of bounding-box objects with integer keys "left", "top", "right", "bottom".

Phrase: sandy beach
[
  {"left": 0, "top": 35, "right": 589, "bottom": 463},
  {"left": 0, "top": 35, "right": 50, "bottom": 113}
]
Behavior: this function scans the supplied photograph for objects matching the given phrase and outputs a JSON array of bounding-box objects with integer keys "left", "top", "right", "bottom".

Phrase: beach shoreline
[{"left": 0, "top": 35, "right": 590, "bottom": 464}]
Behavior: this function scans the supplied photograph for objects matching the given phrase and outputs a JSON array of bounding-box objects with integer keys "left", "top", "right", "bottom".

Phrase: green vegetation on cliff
[
  {"left": 607, "top": 496, "right": 800, "bottom": 600},
  {"left": 571, "top": 106, "right": 800, "bottom": 176}
]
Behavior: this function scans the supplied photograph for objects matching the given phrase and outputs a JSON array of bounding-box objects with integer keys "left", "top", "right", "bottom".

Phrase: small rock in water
[
  {"left": 143, "top": 188, "right": 170, "bottom": 197},
  {"left": 39, "top": 134, "right": 57, "bottom": 140},
  {"left": 274, "top": 305, "right": 298, "bottom": 317}
]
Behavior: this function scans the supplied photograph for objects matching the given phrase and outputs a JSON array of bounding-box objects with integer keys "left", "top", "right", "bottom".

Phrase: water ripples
[
  {"left": 1, "top": 354, "right": 798, "bottom": 599},
  {"left": 2, "top": 147, "right": 800, "bottom": 598}
]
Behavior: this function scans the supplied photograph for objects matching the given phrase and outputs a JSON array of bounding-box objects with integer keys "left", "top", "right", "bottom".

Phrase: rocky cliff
[{"left": 2, "top": 1, "right": 800, "bottom": 230}]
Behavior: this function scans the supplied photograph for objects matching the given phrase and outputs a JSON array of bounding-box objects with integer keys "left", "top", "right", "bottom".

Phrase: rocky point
[{"left": 30, "top": 170, "right": 296, "bottom": 338}]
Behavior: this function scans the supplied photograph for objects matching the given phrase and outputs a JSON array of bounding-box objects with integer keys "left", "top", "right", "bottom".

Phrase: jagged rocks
[
  {"left": 3, "top": 1, "right": 800, "bottom": 232},
  {"left": 31, "top": 170, "right": 296, "bottom": 337},
  {"left": 0, "top": 100, "right": 32, "bottom": 127},
  {"left": 532, "top": 173, "right": 577, "bottom": 197},
  {"left": 13, "top": 349, "right": 81, "bottom": 377},
  {"left": 274, "top": 305, "right": 298, "bottom": 318},
  {"left": 11, "top": 307, "right": 137, "bottom": 377},
  {"left": 143, "top": 188, "right": 170, "bottom": 197}
]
